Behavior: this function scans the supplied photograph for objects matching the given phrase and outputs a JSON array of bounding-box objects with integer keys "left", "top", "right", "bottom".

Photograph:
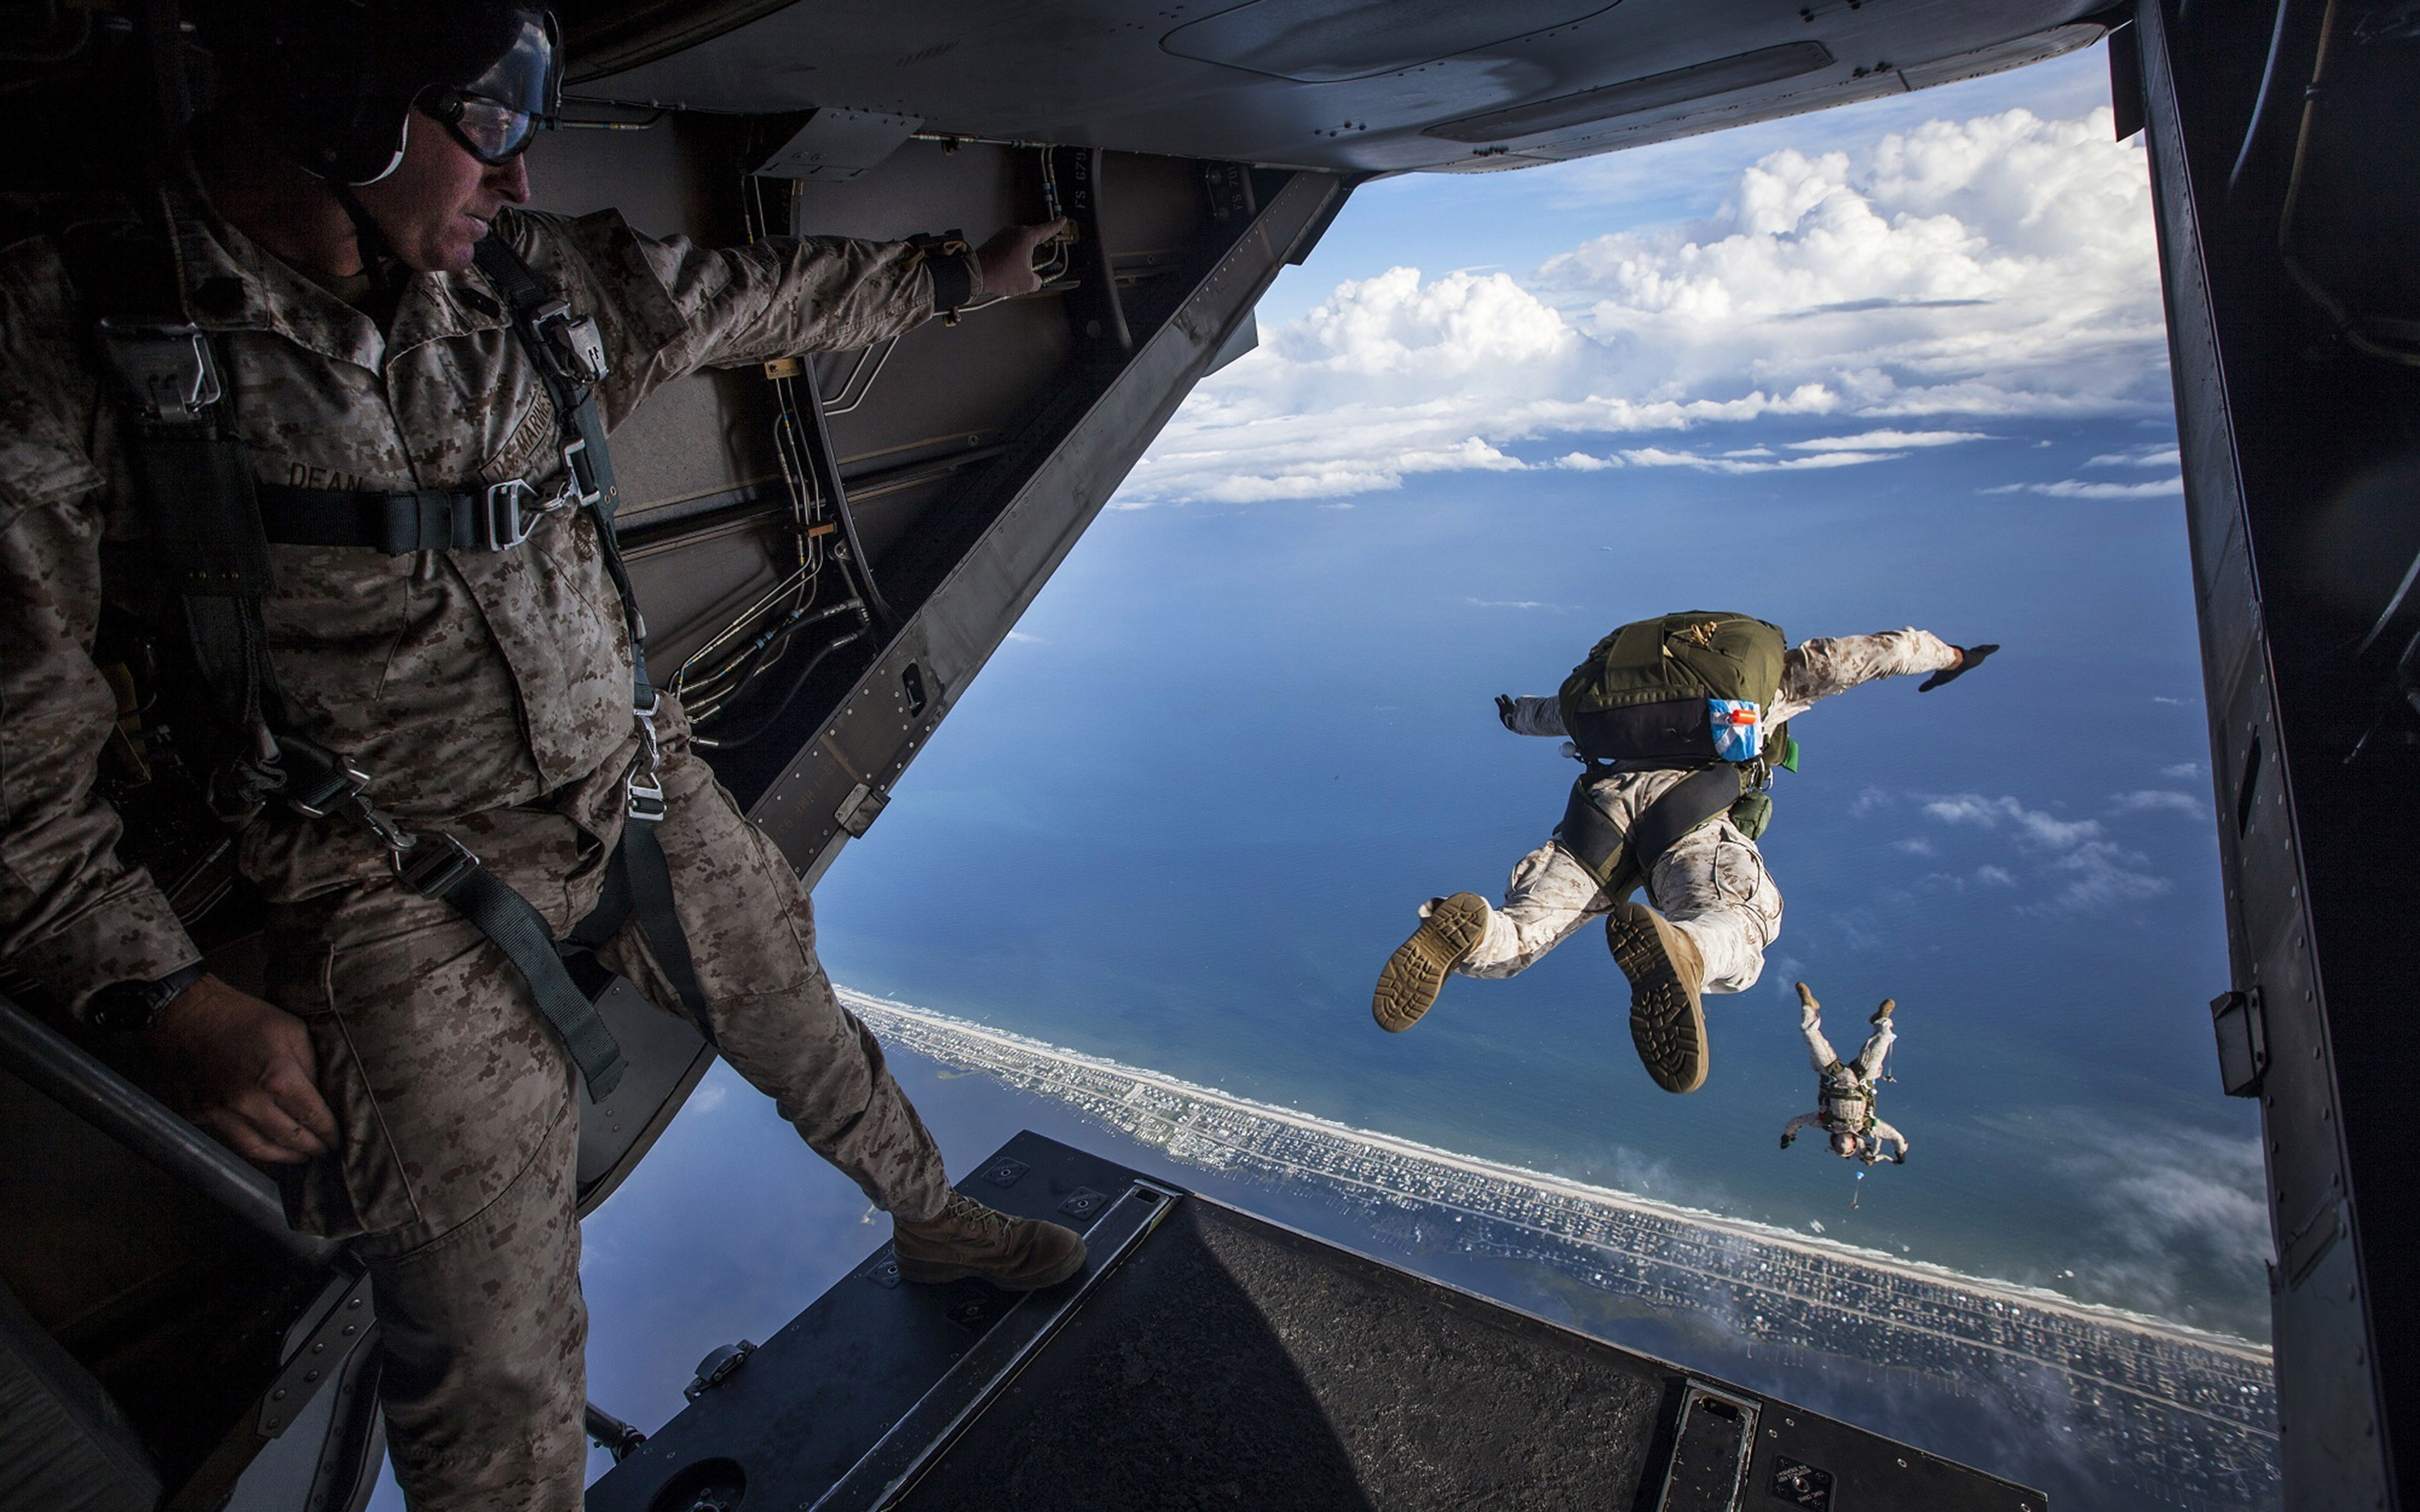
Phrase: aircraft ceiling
[{"left": 568, "top": 0, "right": 2114, "bottom": 175}]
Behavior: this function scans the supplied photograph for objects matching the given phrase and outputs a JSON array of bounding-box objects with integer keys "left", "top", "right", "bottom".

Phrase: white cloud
[
  {"left": 2086, "top": 444, "right": 2181, "bottom": 468},
  {"left": 2159, "top": 761, "right": 2203, "bottom": 779},
  {"left": 2110, "top": 789, "right": 2203, "bottom": 816},
  {"left": 1849, "top": 786, "right": 1894, "bottom": 818},
  {"left": 1921, "top": 793, "right": 2102, "bottom": 850},
  {"left": 2048, "top": 1118, "right": 2272, "bottom": 1316},
  {"left": 1783, "top": 429, "right": 1990, "bottom": 450},
  {"left": 2040, "top": 840, "right": 2171, "bottom": 910},
  {"left": 1619, "top": 445, "right": 1898, "bottom": 474},
  {"left": 1985, "top": 475, "right": 2184, "bottom": 498},
  {"left": 1466, "top": 597, "right": 1563, "bottom": 611},
  {"left": 1893, "top": 837, "right": 1937, "bottom": 856},
  {"left": 1119, "top": 105, "right": 2165, "bottom": 506},
  {"left": 1912, "top": 792, "right": 2181, "bottom": 911},
  {"left": 1003, "top": 630, "right": 1046, "bottom": 644}
]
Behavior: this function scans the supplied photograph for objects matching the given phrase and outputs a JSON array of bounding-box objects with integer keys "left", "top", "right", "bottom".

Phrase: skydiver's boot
[
  {"left": 1605, "top": 900, "right": 1709, "bottom": 1094},
  {"left": 1372, "top": 891, "right": 1490, "bottom": 1033},
  {"left": 1870, "top": 997, "right": 1896, "bottom": 1024},
  {"left": 893, "top": 1193, "right": 1088, "bottom": 1290}
]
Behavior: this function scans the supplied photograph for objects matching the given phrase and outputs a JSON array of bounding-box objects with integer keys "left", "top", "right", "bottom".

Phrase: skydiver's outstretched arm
[
  {"left": 1495, "top": 695, "right": 1568, "bottom": 738},
  {"left": 1870, "top": 1120, "right": 1910, "bottom": 1162},
  {"left": 1780, "top": 1112, "right": 1823, "bottom": 1148},
  {"left": 1769, "top": 629, "right": 1968, "bottom": 723}
]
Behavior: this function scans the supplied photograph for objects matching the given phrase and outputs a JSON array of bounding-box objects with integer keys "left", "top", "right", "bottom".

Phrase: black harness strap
[
  {"left": 74, "top": 209, "right": 683, "bottom": 1101},
  {"left": 555, "top": 824, "right": 713, "bottom": 1042},
  {"left": 472, "top": 234, "right": 715, "bottom": 1042},
  {"left": 1554, "top": 765, "right": 1748, "bottom": 898},
  {"left": 254, "top": 481, "right": 555, "bottom": 553},
  {"left": 618, "top": 822, "right": 714, "bottom": 1034},
  {"left": 402, "top": 838, "right": 630, "bottom": 1095},
  {"left": 1626, "top": 765, "right": 1747, "bottom": 877},
  {"left": 1555, "top": 779, "right": 1632, "bottom": 892}
]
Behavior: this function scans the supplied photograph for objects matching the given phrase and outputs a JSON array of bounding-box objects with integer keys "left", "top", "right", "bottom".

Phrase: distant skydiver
[
  {"left": 1370, "top": 612, "right": 1995, "bottom": 1094},
  {"left": 1780, "top": 983, "right": 1907, "bottom": 1165}
]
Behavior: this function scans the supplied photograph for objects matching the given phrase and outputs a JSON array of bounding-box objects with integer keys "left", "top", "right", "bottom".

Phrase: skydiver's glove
[
  {"left": 1893, "top": 1150, "right": 1908, "bottom": 1165},
  {"left": 1779, "top": 1133, "right": 1794, "bottom": 1149},
  {"left": 1918, "top": 643, "right": 1998, "bottom": 692},
  {"left": 1495, "top": 694, "right": 1518, "bottom": 730}
]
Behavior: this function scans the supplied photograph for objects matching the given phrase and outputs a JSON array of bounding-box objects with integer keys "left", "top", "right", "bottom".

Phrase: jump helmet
[{"left": 216, "top": 0, "right": 562, "bottom": 184}]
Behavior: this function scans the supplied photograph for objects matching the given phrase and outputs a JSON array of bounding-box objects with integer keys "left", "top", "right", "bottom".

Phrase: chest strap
[{"left": 255, "top": 473, "right": 580, "bottom": 553}]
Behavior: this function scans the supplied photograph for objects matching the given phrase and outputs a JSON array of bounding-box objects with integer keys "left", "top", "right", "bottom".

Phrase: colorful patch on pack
[{"left": 1708, "top": 698, "right": 1763, "bottom": 762}]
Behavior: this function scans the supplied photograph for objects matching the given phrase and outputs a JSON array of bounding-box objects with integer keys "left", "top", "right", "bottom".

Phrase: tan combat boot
[
  {"left": 1372, "top": 891, "right": 1490, "bottom": 1032},
  {"left": 893, "top": 1193, "right": 1088, "bottom": 1290},
  {"left": 1605, "top": 900, "right": 1709, "bottom": 1094}
]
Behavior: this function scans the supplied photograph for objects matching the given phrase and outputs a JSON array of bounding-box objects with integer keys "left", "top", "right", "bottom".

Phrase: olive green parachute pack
[
  {"left": 1556, "top": 610, "right": 1790, "bottom": 767},
  {"left": 1552, "top": 611, "right": 1799, "bottom": 893}
]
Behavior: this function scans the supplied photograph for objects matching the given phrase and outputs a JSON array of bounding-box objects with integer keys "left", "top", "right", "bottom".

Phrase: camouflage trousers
[
  {"left": 263, "top": 707, "right": 951, "bottom": 1512},
  {"left": 1452, "top": 769, "right": 1783, "bottom": 994}
]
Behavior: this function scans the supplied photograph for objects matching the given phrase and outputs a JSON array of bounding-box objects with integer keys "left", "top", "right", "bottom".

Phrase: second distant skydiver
[
  {"left": 1780, "top": 982, "right": 1907, "bottom": 1164},
  {"left": 1371, "top": 612, "right": 1994, "bottom": 1094}
]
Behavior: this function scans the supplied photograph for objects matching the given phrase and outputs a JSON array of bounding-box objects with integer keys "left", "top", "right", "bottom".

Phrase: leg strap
[
  {"left": 1554, "top": 777, "right": 1634, "bottom": 892},
  {"left": 1623, "top": 767, "right": 1746, "bottom": 883},
  {"left": 556, "top": 824, "right": 717, "bottom": 1046},
  {"left": 616, "top": 822, "right": 716, "bottom": 1041},
  {"left": 405, "top": 838, "right": 629, "bottom": 1101},
  {"left": 1553, "top": 765, "right": 1744, "bottom": 897}
]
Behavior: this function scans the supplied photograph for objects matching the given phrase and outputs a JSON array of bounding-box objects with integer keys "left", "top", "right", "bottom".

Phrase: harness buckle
[
  {"left": 284, "top": 757, "right": 372, "bottom": 820},
  {"left": 625, "top": 771, "right": 667, "bottom": 823},
  {"left": 395, "top": 832, "right": 480, "bottom": 896},
  {"left": 96, "top": 320, "right": 224, "bottom": 425},
  {"left": 478, "top": 477, "right": 574, "bottom": 550},
  {"left": 560, "top": 437, "right": 602, "bottom": 509},
  {"left": 530, "top": 299, "right": 611, "bottom": 385}
]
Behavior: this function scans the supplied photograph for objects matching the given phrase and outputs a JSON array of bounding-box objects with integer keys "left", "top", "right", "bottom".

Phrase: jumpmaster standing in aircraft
[
  {"left": 1373, "top": 613, "right": 1995, "bottom": 1093},
  {"left": 0, "top": 4, "right": 1079, "bottom": 1506},
  {"left": 1780, "top": 982, "right": 1907, "bottom": 1165}
]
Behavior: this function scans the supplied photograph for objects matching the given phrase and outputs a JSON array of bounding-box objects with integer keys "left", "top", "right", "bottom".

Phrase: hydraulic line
[
  {"left": 692, "top": 625, "right": 869, "bottom": 750},
  {"left": 792, "top": 352, "right": 897, "bottom": 633}
]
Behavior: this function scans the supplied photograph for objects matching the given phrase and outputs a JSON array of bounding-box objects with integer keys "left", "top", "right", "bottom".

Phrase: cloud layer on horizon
[{"left": 1118, "top": 106, "right": 2165, "bottom": 507}]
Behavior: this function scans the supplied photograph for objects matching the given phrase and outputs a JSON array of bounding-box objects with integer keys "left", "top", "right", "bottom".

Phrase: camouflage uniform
[
  {"left": 0, "top": 174, "right": 977, "bottom": 1508},
  {"left": 1458, "top": 630, "right": 1964, "bottom": 991}
]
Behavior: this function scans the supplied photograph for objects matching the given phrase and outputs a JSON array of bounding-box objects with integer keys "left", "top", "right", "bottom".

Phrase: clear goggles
[{"left": 424, "top": 90, "right": 544, "bottom": 164}]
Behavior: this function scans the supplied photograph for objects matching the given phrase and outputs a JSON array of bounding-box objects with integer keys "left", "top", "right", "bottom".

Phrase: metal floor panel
[{"left": 585, "top": 1133, "right": 2046, "bottom": 1512}]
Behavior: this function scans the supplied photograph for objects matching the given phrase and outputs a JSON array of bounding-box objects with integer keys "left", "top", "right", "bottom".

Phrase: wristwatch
[{"left": 88, "top": 962, "right": 207, "bottom": 1034}]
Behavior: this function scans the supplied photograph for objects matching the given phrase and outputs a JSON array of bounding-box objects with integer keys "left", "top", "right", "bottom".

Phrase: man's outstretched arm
[
  {"left": 1870, "top": 1119, "right": 1910, "bottom": 1161},
  {"left": 1771, "top": 629, "right": 1986, "bottom": 723},
  {"left": 1780, "top": 1112, "right": 1823, "bottom": 1147}
]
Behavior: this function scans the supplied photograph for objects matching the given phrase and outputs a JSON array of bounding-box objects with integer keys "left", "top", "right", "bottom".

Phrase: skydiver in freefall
[
  {"left": 1369, "top": 611, "right": 1995, "bottom": 1094},
  {"left": 1780, "top": 982, "right": 1908, "bottom": 1166}
]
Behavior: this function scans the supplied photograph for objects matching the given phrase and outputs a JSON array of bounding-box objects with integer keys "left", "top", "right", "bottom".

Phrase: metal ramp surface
[{"left": 585, "top": 1133, "right": 2044, "bottom": 1512}]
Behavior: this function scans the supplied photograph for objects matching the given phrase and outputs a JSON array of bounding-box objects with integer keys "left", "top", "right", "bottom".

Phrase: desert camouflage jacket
[{"left": 0, "top": 173, "right": 974, "bottom": 1019}]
